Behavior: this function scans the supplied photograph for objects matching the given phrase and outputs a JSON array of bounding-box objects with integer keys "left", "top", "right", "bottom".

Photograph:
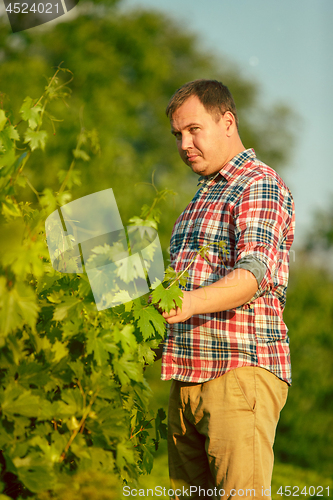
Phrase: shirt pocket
[{"left": 195, "top": 212, "right": 222, "bottom": 246}]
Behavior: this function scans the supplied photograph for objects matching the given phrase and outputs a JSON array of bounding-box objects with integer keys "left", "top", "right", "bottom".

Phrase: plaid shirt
[{"left": 161, "top": 149, "right": 295, "bottom": 385}]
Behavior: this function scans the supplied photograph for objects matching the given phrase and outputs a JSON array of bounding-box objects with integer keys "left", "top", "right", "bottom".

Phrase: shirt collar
[{"left": 197, "top": 148, "right": 256, "bottom": 187}]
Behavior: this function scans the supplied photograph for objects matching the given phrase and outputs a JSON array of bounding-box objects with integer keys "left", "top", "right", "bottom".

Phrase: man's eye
[
  {"left": 190, "top": 127, "right": 199, "bottom": 133},
  {"left": 174, "top": 133, "right": 181, "bottom": 140}
]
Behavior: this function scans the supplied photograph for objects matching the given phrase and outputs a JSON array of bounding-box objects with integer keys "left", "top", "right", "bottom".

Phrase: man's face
[{"left": 170, "top": 96, "right": 234, "bottom": 177}]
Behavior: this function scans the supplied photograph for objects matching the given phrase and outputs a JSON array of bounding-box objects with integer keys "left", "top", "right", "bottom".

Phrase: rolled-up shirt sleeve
[
  {"left": 232, "top": 174, "right": 294, "bottom": 298},
  {"left": 234, "top": 255, "right": 267, "bottom": 287}
]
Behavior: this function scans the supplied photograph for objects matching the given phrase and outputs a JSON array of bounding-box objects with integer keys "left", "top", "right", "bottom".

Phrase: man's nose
[{"left": 181, "top": 133, "right": 193, "bottom": 150}]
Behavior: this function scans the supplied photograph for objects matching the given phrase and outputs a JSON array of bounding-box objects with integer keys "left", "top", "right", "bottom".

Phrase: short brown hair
[{"left": 166, "top": 79, "right": 239, "bottom": 128}]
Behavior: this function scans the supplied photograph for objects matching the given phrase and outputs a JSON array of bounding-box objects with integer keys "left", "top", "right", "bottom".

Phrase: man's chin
[
  {"left": 182, "top": 157, "right": 206, "bottom": 175},
  {"left": 188, "top": 161, "right": 207, "bottom": 175}
]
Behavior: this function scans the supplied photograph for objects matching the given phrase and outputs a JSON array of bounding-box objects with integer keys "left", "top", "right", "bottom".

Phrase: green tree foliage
[
  {"left": 0, "top": 68, "right": 182, "bottom": 498},
  {"left": 306, "top": 204, "right": 333, "bottom": 256},
  {"left": 0, "top": 2, "right": 296, "bottom": 251},
  {"left": 275, "top": 266, "right": 333, "bottom": 476}
]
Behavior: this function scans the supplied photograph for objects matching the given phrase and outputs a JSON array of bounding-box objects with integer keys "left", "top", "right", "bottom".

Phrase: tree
[{"left": 0, "top": 3, "right": 296, "bottom": 251}]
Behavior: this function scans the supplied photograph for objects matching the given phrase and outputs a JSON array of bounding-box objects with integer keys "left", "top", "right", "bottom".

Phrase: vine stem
[
  {"left": 22, "top": 174, "right": 40, "bottom": 202},
  {"left": 166, "top": 252, "right": 200, "bottom": 290},
  {"left": 130, "top": 417, "right": 154, "bottom": 440},
  {"left": 58, "top": 111, "right": 85, "bottom": 196},
  {"left": 58, "top": 157, "right": 76, "bottom": 196},
  {"left": 59, "top": 391, "right": 98, "bottom": 463},
  {"left": 12, "top": 64, "right": 72, "bottom": 187},
  {"left": 12, "top": 151, "right": 31, "bottom": 185},
  {"left": 166, "top": 242, "right": 229, "bottom": 290}
]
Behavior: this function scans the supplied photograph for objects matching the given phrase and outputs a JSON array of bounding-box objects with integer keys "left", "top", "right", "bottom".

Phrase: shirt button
[{"left": 202, "top": 187, "right": 208, "bottom": 192}]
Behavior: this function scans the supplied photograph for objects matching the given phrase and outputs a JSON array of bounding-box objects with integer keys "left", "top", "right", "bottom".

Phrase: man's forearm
[
  {"left": 190, "top": 268, "right": 258, "bottom": 313},
  {"left": 163, "top": 268, "right": 258, "bottom": 324}
]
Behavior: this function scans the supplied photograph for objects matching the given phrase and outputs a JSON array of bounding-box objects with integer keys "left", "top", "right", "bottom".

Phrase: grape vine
[{"left": 0, "top": 66, "right": 182, "bottom": 499}]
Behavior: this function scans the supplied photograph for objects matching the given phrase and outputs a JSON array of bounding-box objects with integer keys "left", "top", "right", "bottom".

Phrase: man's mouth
[{"left": 186, "top": 153, "right": 199, "bottom": 162}]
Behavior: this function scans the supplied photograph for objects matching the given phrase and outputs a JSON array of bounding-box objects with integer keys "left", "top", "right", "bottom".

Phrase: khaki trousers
[{"left": 168, "top": 367, "right": 288, "bottom": 500}]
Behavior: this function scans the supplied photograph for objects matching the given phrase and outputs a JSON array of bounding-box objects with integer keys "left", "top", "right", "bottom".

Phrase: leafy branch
[
  {"left": 58, "top": 108, "right": 100, "bottom": 197},
  {"left": 165, "top": 240, "right": 230, "bottom": 290},
  {"left": 130, "top": 417, "right": 154, "bottom": 441}
]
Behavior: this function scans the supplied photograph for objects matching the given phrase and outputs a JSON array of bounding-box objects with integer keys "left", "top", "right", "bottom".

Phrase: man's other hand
[{"left": 162, "top": 291, "right": 194, "bottom": 324}]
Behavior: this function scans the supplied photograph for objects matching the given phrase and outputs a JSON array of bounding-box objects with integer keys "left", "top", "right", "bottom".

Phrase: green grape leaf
[
  {"left": 7, "top": 125, "right": 20, "bottom": 141},
  {"left": 116, "top": 442, "right": 135, "bottom": 469},
  {"left": 15, "top": 463, "right": 56, "bottom": 493},
  {"left": 51, "top": 340, "right": 69, "bottom": 363},
  {"left": 198, "top": 244, "right": 211, "bottom": 263},
  {"left": 0, "top": 109, "right": 7, "bottom": 131},
  {"left": 52, "top": 296, "right": 83, "bottom": 321},
  {"left": 0, "top": 425, "right": 15, "bottom": 449},
  {"left": 137, "top": 341, "right": 159, "bottom": 365},
  {"left": 12, "top": 417, "right": 31, "bottom": 440},
  {"left": 0, "top": 279, "right": 39, "bottom": 337},
  {"left": 151, "top": 283, "right": 183, "bottom": 313},
  {"left": 141, "top": 443, "right": 154, "bottom": 474},
  {"left": 132, "top": 304, "right": 166, "bottom": 339},
  {"left": 87, "top": 337, "right": 112, "bottom": 366},
  {"left": 127, "top": 216, "right": 158, "bottom": 230},
  {"left": 36, "top": 273, "right": 60, "bottom": 295},
  {"left": 16, "top": 362, "right": 52, "bottom": 389},
  {"left": 3, "top": 239, "right": 48, "bottom": 277},
  {"left": 1, "top": 198, "right": 22, "bottom": 219},
  {"left": 0, "top": 149, "right": 16, "bottom": 170},
  {"left": 163, "top": 266, "right": 189, "bottom": 288},
  {"left": 67, "top": 361, "right": 84, "bottom": 380},
  {"left": 28, "top": 434, "right": 62, "bottom": 463},
  {"left": 24, "top": 129, "right": 48, "bottom": 151},
  {"left": 0, "top": 129, "right": 14, "bottom": 152},
  {"left": 155, "top": 407, "right": 167, "bottom": 441},
  {"left": 19, "top": 96, "right": 43, "bottom": 130},
  {"left": 5, "top": 335, "right": 26, "bottom": 365},
  {"left": 116, "top": 253, "right": 145, "bottom": 284},
  {"left": 71, "top": 434, "right": 91, "bottom": 460},
  {"left": 1, "top": 386, "right": 41, "bottom": 418},
  {"left": 112, "top": 324, "right": 137, "bottom": 352},
  {"left": 85, "top": 447, "right": 115, "bottom": 473},
  {"left": 86, "top": 329, "right": 117, "bottom": 366},
  {"left": 89, "top": 405, "right": 127, "bottom": 440},
  {"left": 55, "top": 388, "right": 83, "bottom": 418},
  {"left": 162, "top": 265, "right": 177, "bottom": 283},
  {"left": 0, "top": 126, "right": 19, "bottom": 154},
  {"left": 61, "top": 316, "right": 83, "bottom": 340},
  {"left": 113, "top": 354, "right": 142, "bottom": 386},
  {"left": 72, "top": 148, "right": 90, "bottom": 161}
]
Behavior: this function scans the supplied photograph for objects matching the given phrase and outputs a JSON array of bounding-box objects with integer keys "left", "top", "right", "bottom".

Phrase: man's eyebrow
[{"left": 171, "top": 122, "right": 201, "bottom": 135}]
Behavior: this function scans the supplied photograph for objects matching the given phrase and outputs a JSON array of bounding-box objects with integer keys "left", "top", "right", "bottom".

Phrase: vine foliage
[{"left": 0, "top": 67, "right": 183, "bottom": 498}]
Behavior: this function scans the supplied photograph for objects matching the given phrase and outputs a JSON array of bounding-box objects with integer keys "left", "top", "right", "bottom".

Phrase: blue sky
[{"left": 121, "top": 0, "right": 333, "bottom": 247}]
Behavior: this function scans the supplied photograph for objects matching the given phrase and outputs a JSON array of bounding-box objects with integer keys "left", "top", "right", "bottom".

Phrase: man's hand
[
  {"left": 162, "top": 291, "right": 195, "bottom": 324},
  {"left": 160, "top": 269, "right": 258, "bottom": 325}
]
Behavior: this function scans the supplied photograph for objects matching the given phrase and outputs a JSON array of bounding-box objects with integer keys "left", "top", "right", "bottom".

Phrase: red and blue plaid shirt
[{"left": 161, "top": 149, "right": 295, "bottom": 385}]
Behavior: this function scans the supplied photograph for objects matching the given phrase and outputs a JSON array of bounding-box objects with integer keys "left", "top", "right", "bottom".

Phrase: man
[{"left": 160, "top": 80, "right": 295, "bottom": 500}]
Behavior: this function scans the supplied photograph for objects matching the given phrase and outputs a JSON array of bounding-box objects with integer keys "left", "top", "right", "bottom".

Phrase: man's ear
[{"left": 222, "top": 111, "right": 237, "bottom": 136}]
